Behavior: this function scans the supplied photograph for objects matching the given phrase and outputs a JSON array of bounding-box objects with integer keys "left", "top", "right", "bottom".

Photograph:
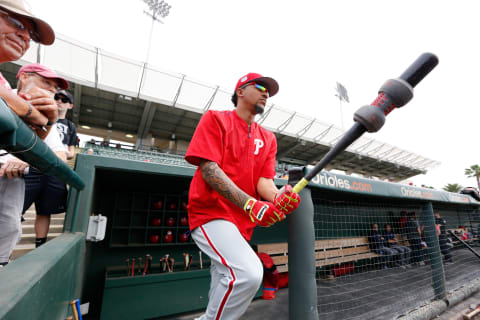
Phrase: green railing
[{"left": 0, "top": 99, "right": 85, "bottom": 190}]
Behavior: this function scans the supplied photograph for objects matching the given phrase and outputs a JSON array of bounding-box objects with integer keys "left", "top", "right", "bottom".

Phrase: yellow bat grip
[{"left": 292, "top": 177, "right": 309, "bottom": 194}]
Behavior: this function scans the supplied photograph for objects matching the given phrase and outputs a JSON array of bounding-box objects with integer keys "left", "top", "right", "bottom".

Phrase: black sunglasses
[{"left": 54, "top": 95, "right": 70, "bottom": 103}]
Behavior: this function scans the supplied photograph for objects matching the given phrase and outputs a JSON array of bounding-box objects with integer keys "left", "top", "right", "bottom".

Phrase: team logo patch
[
  {"left": 241, "top": 76, "right": 248, "bottom": 83},
  {"left": 254, "top": 139, "right": 264, "bottom": 155}
]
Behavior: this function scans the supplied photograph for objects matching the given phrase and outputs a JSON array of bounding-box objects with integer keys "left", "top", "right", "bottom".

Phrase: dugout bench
[{"left": 255, "top": 237, "right": 381, "bottom": 276}]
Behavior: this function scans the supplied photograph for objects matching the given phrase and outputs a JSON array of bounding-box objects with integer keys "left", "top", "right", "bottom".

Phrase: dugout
[{"left": 75, "top": 148, "right": 480, "bottom": 320}]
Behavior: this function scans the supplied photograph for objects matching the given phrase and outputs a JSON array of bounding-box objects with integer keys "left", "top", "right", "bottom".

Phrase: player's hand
[
  {"left": 18, "top": 87, "right": 58, "bottom": 123},
  {"left": 274, "top": 185, "right": 301, "bottom": 215},
  {"left": 0, "top": 158, "right": 29, "bottom": 179},
  {"left": 244, "top": 198, "right": 285, "bottom": 227}
]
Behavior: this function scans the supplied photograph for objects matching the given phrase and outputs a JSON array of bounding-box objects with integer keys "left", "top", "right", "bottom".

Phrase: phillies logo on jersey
[{"left": 254, "top": 139, "right": 264, "bottom": 155}]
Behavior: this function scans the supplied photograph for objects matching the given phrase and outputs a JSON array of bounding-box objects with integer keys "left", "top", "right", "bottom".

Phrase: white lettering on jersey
[
  {"left": 254, "top": 139, "right": 264, "bottom": 155},
  {"left": 56, "top": 122, "right": 68, "bottom": 144}
]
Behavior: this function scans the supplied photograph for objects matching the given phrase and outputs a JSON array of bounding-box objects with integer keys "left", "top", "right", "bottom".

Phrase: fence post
[
  {"left": 420, "top": 201, "right": 446, "bottom": 300},
  {"left": 288, "top": 168, "right": 319, "bottom": 320}
]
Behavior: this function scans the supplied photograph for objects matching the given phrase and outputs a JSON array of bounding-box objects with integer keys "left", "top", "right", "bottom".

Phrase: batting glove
[
  {"left": 244, "top": 198, "right": 285, "bottom": 227},
  {"left": 274, "top": 185, "right": 301, "bottom": 215}
]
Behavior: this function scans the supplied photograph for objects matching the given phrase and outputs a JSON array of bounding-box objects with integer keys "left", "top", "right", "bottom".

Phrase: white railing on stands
[{"left": 16, "top": 34, "right": 440, "bottom": 173}]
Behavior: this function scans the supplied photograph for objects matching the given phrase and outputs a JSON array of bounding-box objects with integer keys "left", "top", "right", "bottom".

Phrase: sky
[{"left": 27, "top": 0, "right": 479, "bottom": 190}]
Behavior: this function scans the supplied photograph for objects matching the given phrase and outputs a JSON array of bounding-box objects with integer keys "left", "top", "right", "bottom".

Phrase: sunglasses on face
[
  {"left": 0, "top": 9, "right": 40, "bottom": 42},
  {"left": 242, "top": 82, "right": 269, "bottom": 97},
  {"left": 54, "top": 95, "right": 70, "bottom": 103}
]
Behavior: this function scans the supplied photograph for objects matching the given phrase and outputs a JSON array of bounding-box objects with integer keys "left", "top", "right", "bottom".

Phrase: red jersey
[{"left": 185, "top": 110, "right": 277, "bottom": 240}]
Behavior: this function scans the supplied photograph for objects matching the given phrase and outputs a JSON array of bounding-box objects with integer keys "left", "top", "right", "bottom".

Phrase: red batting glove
[
  {"left": 274, "top": 185, "right": 301, "bottom": 215},
  {"left": 244, "top": 198, "right": 285, "bottom": 227}
]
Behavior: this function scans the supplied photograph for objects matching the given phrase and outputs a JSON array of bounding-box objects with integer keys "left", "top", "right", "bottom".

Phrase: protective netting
[
  {"left": 312, "top": 190, "right": 480, "bottom": 320},
  {"left": 439, "top": 205, "right": 480, "bottom": 293}
]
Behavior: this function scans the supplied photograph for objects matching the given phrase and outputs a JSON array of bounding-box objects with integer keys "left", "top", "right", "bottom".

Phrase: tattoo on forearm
[{"left": 200, "top": 161, "right": 250, "bottom": 209}]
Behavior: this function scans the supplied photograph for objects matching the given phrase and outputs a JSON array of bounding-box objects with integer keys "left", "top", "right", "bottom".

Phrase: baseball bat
[
  {"left": 292, "top": 53, "right": 439, "bottom": 194},
  {"left": 464, "top": 306, "right": 480, "bottom": 320},
  {"left": 448, "top": 230, "right": 480, "bottom": 260}
]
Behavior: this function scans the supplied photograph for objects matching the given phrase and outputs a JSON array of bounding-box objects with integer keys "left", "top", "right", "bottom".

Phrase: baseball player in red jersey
[{"left": 185, "top": 73, "right": 301, "bottom": 320}]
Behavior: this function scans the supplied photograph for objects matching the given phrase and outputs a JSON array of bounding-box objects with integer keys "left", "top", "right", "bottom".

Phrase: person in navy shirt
[
  {"left": 368, "top": 223, "right": 397, "bottom": 269},
  {"left": 383, "top": 223, "right": 411, "bottom": 267}
]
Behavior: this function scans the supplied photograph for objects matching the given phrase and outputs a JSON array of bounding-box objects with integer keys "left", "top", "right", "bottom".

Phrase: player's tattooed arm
[{"left": 199, "top": 160, "right": 251, "bottom": 209}]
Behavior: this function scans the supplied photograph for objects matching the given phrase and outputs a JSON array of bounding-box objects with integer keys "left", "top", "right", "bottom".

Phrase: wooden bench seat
[
  {"left": 256, "top": 237, "right": 381, "bottom": 273},
  {"left": 314, "top": 237, "right": 380, "bottom": 267}
]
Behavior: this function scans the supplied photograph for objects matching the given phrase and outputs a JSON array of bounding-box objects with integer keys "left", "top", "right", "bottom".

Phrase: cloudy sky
[{"left": 28, "top": 0, "right": 479, "bottom": 189}]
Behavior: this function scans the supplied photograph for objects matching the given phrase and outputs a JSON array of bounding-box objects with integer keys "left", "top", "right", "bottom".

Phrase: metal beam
[
  {"left": 313, "top": 124, "right": 333, "bottom": 142},
  {"left": 137, "top": 62, "right": 147, "bottom": 98},
  {"left": 329, "top": 132, "right": 345, "bottom": 145},
  {"left": 366, "top": 143, "right": 386, "bottom": 156},
  {"left": 296, "top": 118, "right": 316, "bottom": 138},
  {"left": 135, "top": 101, "right": 154, "bottom": 149},
  {"left": 72, "top": 84, "right": 82, "bottom": 127},
  {"left": 376, "top": 146, "right": 396, "bottom": 159},
  {"left": 276, "top": 112, "right": 296, "bottom": 132},
  {"left": 172, "top": 75, "right": 185, "bottom": 108},
  {"left": 354, "top": 139, "right": 373, "bottom": 153},
  {"left": 385, "top": 150, "right": 405, "bottom": 162},
  {"left": 257, "top": 104, "right": 274, "bottom": 125},
  {"left": 203, "top": 86, "right": 219, "bottom": 112},
  {"left": 94, "top": 47, "right": 99, "bottom": 88}
]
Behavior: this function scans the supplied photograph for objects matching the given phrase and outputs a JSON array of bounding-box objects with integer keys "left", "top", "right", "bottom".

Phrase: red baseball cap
[
  {"left": 235, "top": 73, "right": 279, "bottom": 97},
  {"left": 16, "top": 63, "right": 69, "bottom": 89}
]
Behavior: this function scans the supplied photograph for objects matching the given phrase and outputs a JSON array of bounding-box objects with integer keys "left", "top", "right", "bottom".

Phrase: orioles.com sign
[{"left": 312, "top": 173, "right": 373, "bottom": 192}]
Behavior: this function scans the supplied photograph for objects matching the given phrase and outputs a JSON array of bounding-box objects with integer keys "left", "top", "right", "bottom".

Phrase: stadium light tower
[{"left": 142, "top": 0, "right": 172, "bottom": 64}]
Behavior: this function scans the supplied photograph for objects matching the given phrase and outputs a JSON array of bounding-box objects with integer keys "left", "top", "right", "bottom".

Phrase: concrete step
[
  {"left": 22, "top": 217, "right": 65, "bottom": 226},
  {"left": 21, "top": 224, "right": 63, "bottom": 234},
  {"left": 12, "top": 206, "right": 66, "bottom": 261},
  {"left": 17, "top": 233, "right": 61, "bottom": 245},
  {"left": 10, "top": 244, "right": 35, "bottom": 260},
  {"left": 23, "top": 211, "right": 65, "bottom": 219}
]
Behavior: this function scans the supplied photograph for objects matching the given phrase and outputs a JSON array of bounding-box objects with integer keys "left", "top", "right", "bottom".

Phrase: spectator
[
  {"left": 383, "top": 223, "right": 411, "bottom": 268},
  {"left": 16, "top": 64, "right": 69, "bottom": 248},
  {"left": 434, "top": 212, "right": 453, "bottom": 264},
  {"left": 405, "top": 212, "right": 425, "bottom": 265},
  {"left": 54, "top": 89, "right": 77, "bottom": 160},
  {"left": 368, "top": 223, "right": 397, "bottom": 269},
  {"left": 0, "top": 0, "right": 57, "bottom": 267},
  {"left": 457, "top": 226, "right": 470, "bottom": 241}
]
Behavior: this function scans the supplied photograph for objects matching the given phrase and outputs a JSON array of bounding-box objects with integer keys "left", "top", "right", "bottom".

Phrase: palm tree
[
  {"left": 442, "top": 183, "right": 463, "bottom": 193},
  {"left": 465, "top": 164, "right": 480, "bottom": 190}
]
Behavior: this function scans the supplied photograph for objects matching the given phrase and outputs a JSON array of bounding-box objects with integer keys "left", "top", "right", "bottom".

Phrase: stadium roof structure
[{"left": 0, "top": 34, "right": 440, "bottom": 182}]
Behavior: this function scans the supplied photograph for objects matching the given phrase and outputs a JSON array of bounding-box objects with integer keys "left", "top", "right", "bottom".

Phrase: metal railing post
[
  {"left": 420, "top": 201, "right": 446, "bottom": 300},
  {"left": 288, "top": 167, "right": 319, "bottom": 320}
]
